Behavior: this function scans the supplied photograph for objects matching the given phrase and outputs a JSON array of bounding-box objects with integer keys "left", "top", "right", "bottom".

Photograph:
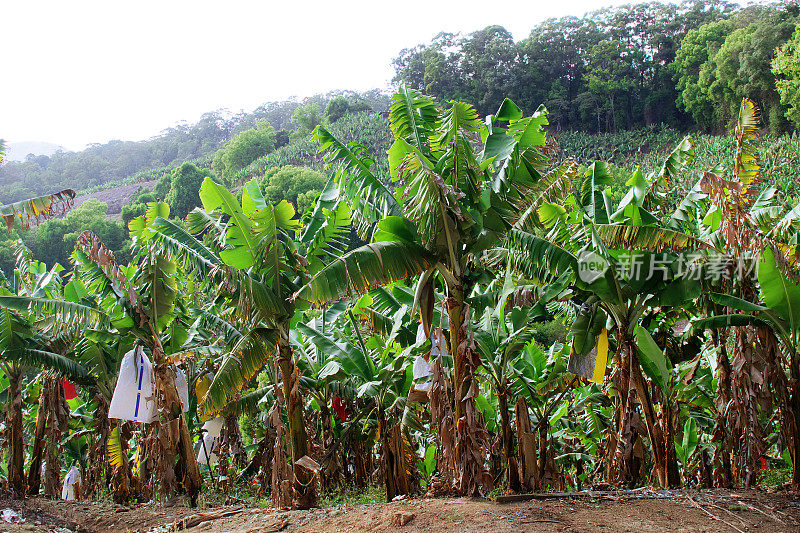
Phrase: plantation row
[{"left": 0, "top": 88, "right": 798, "bottom": 509}]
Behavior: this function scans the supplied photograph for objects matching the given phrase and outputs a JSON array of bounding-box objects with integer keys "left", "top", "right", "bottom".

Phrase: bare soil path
[
  {"left": 72, "top": 180, "right": 158, "bottom": 217},
  {"left": 2, "top": 489, "right": 798, "bottom": 533}
]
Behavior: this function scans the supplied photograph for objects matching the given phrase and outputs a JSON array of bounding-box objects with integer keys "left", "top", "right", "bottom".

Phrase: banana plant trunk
[
  {"left": 497, "top": 387, "right": 520, "bottom": 492},
  {"left": 629, "top": 346, "right": 671, "bottom": 488},
  {"left": 377, "top": 405, "right": 398, "bottom": 501},
  {"left": 277, "top": 328, "right": 317, "bottom": 509},
  {"left": 43, "top": 374, "right": 69, "bottom": 498},
  {"left": 319, "top": 401, "right": 339, "bottom": 491},
  {"left": 6, "top": 369, "right": 27, "bottom": 498},
  {"left": 27, "top": 375, "right": 52, "bottom": 496},
  {"left": 790, "top": 357, "right": 800, "bottom": 489},
  {"left": 770, "top": 337, "right": 800, "bottom": 489},
  {"left": 84, "top": 394, "right": 111, "bottom": 500},
  {"left": 611, "top": 336, "right": 644, "bottom": 486},
  {"left": 146, "top": 355, "right": 202, "bottom": 506},
  {"left": 445, "top": 279, "right": 490, "bottom": 495},
  {"left": 710, "top": 329, "right": 734, "bottom": 487}
]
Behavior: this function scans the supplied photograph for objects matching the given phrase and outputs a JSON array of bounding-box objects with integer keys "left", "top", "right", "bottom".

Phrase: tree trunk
[
  {"left": 223, "top": 412, "right": 247, "bottom": 468},
  {"left": 319, "top": 402, "right": 340, "bottom": 491},
  {"left": 611, "top": 339, "right": 640, "bottom": 486},
  {"left": 277, "top": 329, "right": 316, "bottom": 509},
  {"left": 445, "top": 284, "right": 490, "bottom": 496},
  {"left": 269, "top": 385, "right": 292, "bottom": 509},
  {"left": 378, "top": 406, "right": 398, "bottom": 502},
  {"left": 43, "top": 374, "right": 69, "bottom": 498},
  {"left": 790, "top": 348, "right": 800, "bottom": 489},
  {"left": 27, "top": 375, "right": 51, "bottom": 496},
  {"left": 145, "top": 360, "right": 202, "bottom": 506},
  {"left": 629, "top": 349, "right": 670, "bottom": 488},
  {"left": 663, "top": 394, "right": 681, "bottom": 488},
  {"left": 84, "top": 394, "right": 111, "bottom": 500},
  {"left": 110, "top": 422, "right": 132, "bottom": 504},
  {"left": 515, "top": 396, "right": 538, "bottom": 491},
  {"left": 6, "top": 370, "right": 27, "bottom": 498},
  {"left": 498, "top": 390, "right": 520, "bottom": 492},
  {"left": 763, "top": 329, "right": 800, "bottom": 490},
  {"left": 710, "top": 329, "right": 734, "bottom": 487}
]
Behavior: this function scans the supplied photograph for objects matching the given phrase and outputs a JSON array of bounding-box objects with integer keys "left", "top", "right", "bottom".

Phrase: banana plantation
[{"left": 2, "top": 88, "right": 800, "bottom": 519}]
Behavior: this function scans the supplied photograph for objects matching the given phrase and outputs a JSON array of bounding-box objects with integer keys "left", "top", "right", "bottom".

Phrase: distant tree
[
  {"left": 773, "top": 26, "right": 800, "bottom": 128},
  {"left": 212, "top": 122, "right": 277, "bottom": 180},
  {"left": 23, "top": 199, "right": 128, "bottom": 269},
  {"left": 121, "top": 188, "right": 157, "bottom": 228},
  {"left": 324, "top": 97, "right": 351, "bottom": 123},
  {"left": 673, "top": 19, "right": 734, "bottom": 130},
  {"left": 583, "top": 40, "right": 642, "bottom": 132},
  {"left": 153, "top": 174, "right": 172, "bottom": 199},
  {"left": 675, "top": 4, "right": 797, "bottom": 133},
  {"left": 275, "top": 129, "right": 290, "bottom": 148},
  {"left": 258, "top": 165, "right": 326, "bottom": 215},
  {"left": 324, "top": 96, "right": 373, "bottom": 123},
  {"left": 459, "top": 25, "right": 518, "bottom": 113},
  {"left": 290, "top": 103, "right": 322, "bottom": 140},
  {"left": 165, "top": 162, "right": 214, "bottom": 220}
]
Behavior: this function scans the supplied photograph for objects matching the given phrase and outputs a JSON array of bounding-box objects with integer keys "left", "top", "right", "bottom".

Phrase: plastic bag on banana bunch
[
  {"left": 196, "top": 416, "right": 224, "bottom": 466},
  {"left": 108, "top": 346, "right": 156, "bottom": 423}
]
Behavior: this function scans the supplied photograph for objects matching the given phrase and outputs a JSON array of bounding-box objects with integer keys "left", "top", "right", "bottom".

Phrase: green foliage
[
  {"left": 394, "top": 1, "right": 737, "bottom": 131},
  {"left": 258, "top": 165, "right": 326, "bottom": 215},
  {"left": 213, "top": 123, "right": 277, "bottom": 180},
  {"left": 290, "top": 102, "right": 322, "bottom": 141},
  {"left": 22, "top": 199, "right": 129, "bottom": 271},
  {"left": 165, "top": 162, "right": 215, "bottom": 220},
  {"left": 773, "top": 26, "right": 800, "bottom": 128},
  {"left": 673, "top": 19, "right": 735, "bottom": 130},
  {"left": 317, "top": 486, "right": 385, "bottom": 508},
  {"left": 121, "top": 188, "right": 157, "bottom": 228},
  {"left": 674, "top": 5, "right": 798, "bottom": 133},
  {"left": 324, "top": 95, "right": 372, "bottom": 124}
]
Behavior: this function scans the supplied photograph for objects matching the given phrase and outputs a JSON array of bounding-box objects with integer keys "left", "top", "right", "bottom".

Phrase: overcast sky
[{"left": 2, "top": 0, "right": 644, "bottom": 151}]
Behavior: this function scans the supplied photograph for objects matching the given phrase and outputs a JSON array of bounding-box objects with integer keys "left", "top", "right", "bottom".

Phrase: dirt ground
[
  {"left": 72, "top": 180, "right": 158, "bottom": 217},
  {"left": 1, "top": 489, "right": 798, "bottom": 533}
]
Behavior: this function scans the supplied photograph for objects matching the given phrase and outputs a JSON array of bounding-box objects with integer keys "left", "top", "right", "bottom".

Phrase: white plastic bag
[
  {"left": 61, "top": 465, "right": 81, "bottom": 500},
  {"left": 412, "top": 355, "right": 433, "bottom": 392},
  {"left": 416, "top": 323, "right": 427, "bottom": 344},
  {"left": 196, "top": 416, "right": 224, "bottom": 466},
  {"left": 108, "top": 347, "right": 156, "bottom": 423},
  {"left": 412, "top": 356, "right": 433, "bottom": 379},
  {"left": 176, "top": 367, "right": 189, "bottom": 413}
]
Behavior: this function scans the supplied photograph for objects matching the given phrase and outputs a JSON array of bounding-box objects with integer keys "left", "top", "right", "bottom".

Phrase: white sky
[{"left": 1, "top": 0, "right": 642, "bottom": 151}]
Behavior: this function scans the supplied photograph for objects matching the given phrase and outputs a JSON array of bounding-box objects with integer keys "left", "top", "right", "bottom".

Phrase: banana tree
[
  {"left": 298, "top": 304, "right": 417, "bottom": 501},
  {"left": 297, "top": 88, "right": 562, "bottom": 495},
  {"left": 693, "top": 246, "right": 800, "bottom": 488},
  {"left": 72, "top": 203, "right": 202, "bottom": 504},
  {"left": 503, "top": 131, "right": 710, "bottom": 488},
  {"left": 146, "top": 177, "right": 351, "bottom": 508},
  {"left": 665, "top": 98, "right": 800, "bottom": 487},
  {"left": 0, "top": 249, "right": 94, "bottom": 497},
  {"left": 473, "top": 266, "right": 569, "bottom": 491}
]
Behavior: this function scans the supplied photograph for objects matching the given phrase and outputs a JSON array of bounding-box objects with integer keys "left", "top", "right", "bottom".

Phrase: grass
[
  {"left": 760, "top": 464, "right": 792, "bottom": 487},
  {"left": 317, "top": 486, "right": 385, "bottom": 508},
  {"left": 247, "top": 485, "right": 385, "bottom": 510}
]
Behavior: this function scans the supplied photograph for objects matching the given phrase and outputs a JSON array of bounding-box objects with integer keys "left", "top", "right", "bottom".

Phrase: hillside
[
  {"left": 72, "top": 179, "right": 159, "bottom": 219},
  {"left": 0, "top": 89, "right": 389, "bottom": 205}
]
